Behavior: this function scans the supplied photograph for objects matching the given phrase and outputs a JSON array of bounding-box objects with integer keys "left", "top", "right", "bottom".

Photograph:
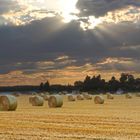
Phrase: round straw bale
[
  {"left": 86, "top": 94, "right": 92, "bottom": 100},
  {"left": 62, "top": 91, "right": 68, "bottom": 95},
  {"left": 48, "top": 95, "right": 63, "bottom": 108},
  {"left": 125, "top": 93, "right": 132, "bottom": 99},
  {"left": 68, "top": 95, "right": 76, "bottom": 101},
  {"left": 0, "top": 95, "right": 17, "bottom": 111},
  {"left": 39, "top": 93, "right": 45, "bottom": 97},
  {"left": 94, "top": 95, "right": 104, "bottom": 104},
  {"left": 107, "top": 93, "right": 114, "bottom": 99},
  {"left": 77, "top": 94, "right": 84, "bottom": 100},
  {"left": 44, "top": 92, "right": 50, "bottom": 95},
  {"left": 29, "top": 95, "right": 44, "bottom": 106},
  {"left": 32, "top": 92, "right": 37, "bottom": 95},
  {"left": 82, "top": 92, "right": 92, "bottom": 100},
  {"left": 39, "top": 93, "right": 43, "bottom": 97},
  {"left": 136, "top": 93, "right": 140, "bottom": 97},
  {"left": 58, "top": 92, "right": 63, "bottom": 95}
]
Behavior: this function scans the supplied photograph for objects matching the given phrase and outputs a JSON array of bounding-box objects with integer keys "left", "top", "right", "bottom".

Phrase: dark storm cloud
[
  {"left": 0, "top": 16, "right": 140, "bottom": 73},
  {"left": 76, "top": 0, "right": 140, "bottom": 17}
]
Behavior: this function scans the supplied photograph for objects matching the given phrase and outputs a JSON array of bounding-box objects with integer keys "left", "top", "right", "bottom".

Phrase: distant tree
[
  {"left": 83, "top": 75, "right": 92, "bottom": 91},
  {"left": 108, "top": 76, "right": 120, "bottom": 92},
  {"left": 84, "top": 75, "right": 91, "bottom": 83},
  {"left": 135, "top": 78, "right": 140, "bottom": 91},
  {"left": 2, "top": 72, "right": 140, "bottom": 93},
  {"left": 74, "top": 81, "right": 83, "bottom": 90},
  {"left": 96, "top": 74, "right": 101, "bottom": 81},
  {"left": 120, "top": 73, "right": 128, "bottom": 83},
  {"left": 128, "top": 74, "right": 135, "bottom": 84},
  {"left": 39, "top": 82, "right": 44, "bottom": 90},
  {"left": 119, "top": 73, "right": 129, "bottom": 91},
  {"left": 44, "top": 81, "right": 50, "bottom": 91}
]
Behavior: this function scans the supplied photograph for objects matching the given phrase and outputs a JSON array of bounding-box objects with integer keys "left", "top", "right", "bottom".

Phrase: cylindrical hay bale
[
  {"left": 125, "top": 93, "right": 132, "bottom": 99},
  {"left": 32, "top": 92, "right": 37, "bottom": 95},
  {"left": 77, "top": 94, "right": 84, "bottom": 100},
  {"left": 62, "top": 91, "right": 68, "bottom": 95},
  {"left": 43, "top": 94, "right": 50, "bottom": 101},
  {"left": 58, "top": 92, "right": 62, "bottom": 95},
  {"left": 48, "top": 95, "right": 63, "bottom": 108},
  {"left": 39, "top": 93, "right": 45, "bottom": 97},
  {"left": 94, "top": 95, "right": 104, "bottom": 104},
  {"left": 29, "top": 95, "right": 44, "bottom": 106},
  {"left": 0, "top": 95, "right": 17, "bottom": 111},
  {"left": 136, "top": 93, "right": 140, "bottom": 97},
  {"left": 86, "top": 94, "right": 92, "bottom": 100},
  {"left": 44, "top": 92, "right": 50, "bottom": 95},
  {"left": 68, "top": 95, "right": 76, "bottom": 101},
  {"left": 82, "top": 93, "right": 92, "bottom": 100},
  {"left": 107, "top": 93, "right": 114, "bottom": 99}
]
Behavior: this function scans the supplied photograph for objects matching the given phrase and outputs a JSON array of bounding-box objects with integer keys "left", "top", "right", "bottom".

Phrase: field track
[{"left": 0, "top": 94, "right": 140, "bottom": 140}]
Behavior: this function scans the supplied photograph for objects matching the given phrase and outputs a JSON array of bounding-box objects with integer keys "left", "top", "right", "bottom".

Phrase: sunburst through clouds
[{"left": 0, "top": 0, "right": 140, "bottom": 85}]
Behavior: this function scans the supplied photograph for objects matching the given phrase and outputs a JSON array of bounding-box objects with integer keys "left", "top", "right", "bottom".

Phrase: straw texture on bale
[
  {"left": 44, "top": 92, "right": 50, "bottom": 95},
  {"left": 58, "top": 92, "right": 63, "bottom": 95},
  {"left": 48, "top": 95, "right": 63, "bottom": 108},
  {"left": 39, "top": 93, "right": 45, "bottom": 97},
  {"left": 82, "top": 93, "right": 92, "bottom": 100},
  {"left": 32, "top": 92, "right": 37, "bottom": 95},
  {"left": 29, "top": 95, "right": 44, "bottom": 106},
  {"left": 107, "top": 93, "right": 114, "bottom": 99},
  {"left": 125, "top": 93, "right": 132, "bottom": 99},
  {"left": 77, "top": 94, "right": 84, "bottom": 100},
  {"left": 68, "top": 95, "right": 76, "bottom": 101},
  {"left": 94, "top": 95, "right": 104, "bottom": 104},
  {"left": 0, "top": 95, "right": 17, "bottom": 111}
]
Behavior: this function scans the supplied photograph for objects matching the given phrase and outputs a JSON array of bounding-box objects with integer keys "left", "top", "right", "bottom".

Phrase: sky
[{"left": 0, "top": 0, "right": 140, "bottom": 86}]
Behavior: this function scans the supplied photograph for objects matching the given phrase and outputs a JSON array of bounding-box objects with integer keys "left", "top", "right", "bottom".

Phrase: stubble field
[{"left": 0, "top": 94, "right": 140, "bottom": 140}]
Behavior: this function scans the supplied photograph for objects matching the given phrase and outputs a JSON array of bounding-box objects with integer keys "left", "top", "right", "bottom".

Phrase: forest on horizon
[{"left": 0, "top": 73, "right": 140, "bottom": 93}]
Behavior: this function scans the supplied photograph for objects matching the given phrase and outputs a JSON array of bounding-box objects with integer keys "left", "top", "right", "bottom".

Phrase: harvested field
[{"left": 0, "top": 94, "right": 140, "bottom": 140}]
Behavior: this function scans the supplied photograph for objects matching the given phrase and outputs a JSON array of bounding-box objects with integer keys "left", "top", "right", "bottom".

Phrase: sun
[
  {"left": 7, "top": 0, "right": 102, "bottom": 30},
  {"left": 57, "top": 1, "right": 103, "bottom": 27},
  {"left": 59, "top": 0, "right": 78, "bottom": 13},
  {"left": 58, "top": 0, "right": 79, "bottom": 23}
]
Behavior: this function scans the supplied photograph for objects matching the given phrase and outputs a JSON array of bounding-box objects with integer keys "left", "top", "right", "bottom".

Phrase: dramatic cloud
[
  {"left": 76, "top": 0, "right": 140, "bottom": 30},
  {"left": 0, "top": 15, "right": 140, "bottom": 85},
  {"left": 1, "top": 0, "right": 79, "bottom": 26},
  {"left": 0, "top": 0, "right": 140, "bottom": 30},
  {"left": 76, "top": 0, "right": 140, "bottom": 17},
  {"left": 0, "top": 0, "right": 19, "bottom": 14},
  {"left": 96, "top": 57, "right": 140, "bottom": 73},
  {"left": 0, "top": 1, "right": 140, "bottom": 85}
]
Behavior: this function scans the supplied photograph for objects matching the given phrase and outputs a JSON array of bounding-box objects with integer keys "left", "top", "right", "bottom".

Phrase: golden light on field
[{"left": 0, "top": 94, "right": 139, "bottom": 139}]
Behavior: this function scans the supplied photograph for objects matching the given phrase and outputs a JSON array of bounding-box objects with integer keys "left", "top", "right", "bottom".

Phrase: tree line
[
  {"left": 39, "top": 73, "right": 140, "bottom": 93},
  {"left": 0, "top": 73, "right": 140, "bottom": 93}
]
